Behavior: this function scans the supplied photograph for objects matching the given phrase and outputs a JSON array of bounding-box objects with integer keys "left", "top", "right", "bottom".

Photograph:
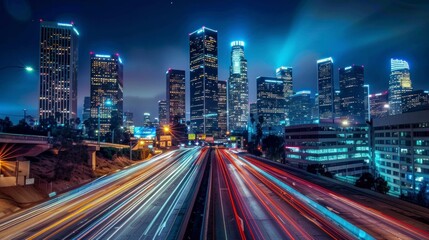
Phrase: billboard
[
  {"left": 188, "top": 133, "right": 196, "bottom": 140},
  {"left": 134, "top": 126, "right": 156, "bottom": 139}
]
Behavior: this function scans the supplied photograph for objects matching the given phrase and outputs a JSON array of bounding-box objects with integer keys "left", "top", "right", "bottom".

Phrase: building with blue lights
[
  {"left": 389, "top": 59, "right": 413, "bottom": 115},
  {"left": 373, "top": 110, "right": 429, "bottom": 198},
  {"left": 166, "top": 69, "right": 186, "bottom": 124},
  {"left": 189, "top": 26, "right": 218, "bottom": 136},
  {"left": 289, "top": 91, "right": 313, "bottom": 126},
  {"left": 364, "top": 84, "right": 370, "bottom": 121},
  {"left": 276, "top": 67, "right": 293, "bottom": 126},
  {"left": 228, "top": 41, "right": 249, "bottom": 134},
  {"left": 401, "top": 90, "right": 429, "bottom": 113},
  {"left": 218, "top": 80, "right": 227, "bottom": 137},
  {"left": 369, "top": 91, "right": 389, "bottom": 119},
  {"left": 317, "top": 57, "right": 335, "bottom": 122},
  {"left": 285, "top": 123, "right": 370, "bottom": 177},
  {"left": 90, "top": 53, "right": 123, "bottom": 136},
  {"left": 256, "top": 77, "right": 286, "bottom": 136},
  {"left": 39, "top": 21, "right": 79, "bottom": 125},
  {"left": 158, "top": 101, "right": 167, "bottom": 126},
  {"left": 339, "top": 65, "right": 366, "bottom": 124}
]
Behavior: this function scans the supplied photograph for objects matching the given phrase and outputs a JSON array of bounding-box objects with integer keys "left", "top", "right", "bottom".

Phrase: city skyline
[{"left": 1, "top": 1, "right": 429, "bottom": 124}]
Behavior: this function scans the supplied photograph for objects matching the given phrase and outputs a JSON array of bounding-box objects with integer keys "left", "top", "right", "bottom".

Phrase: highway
[
  {"left": 0, "top": 147, "right": 208, "bottom": 239},
  {"left": 240, "top": 153, "right": 429, "bottom": 240},
  {"left": 212, "top": 148, "right": 349, "bottom": 239}
]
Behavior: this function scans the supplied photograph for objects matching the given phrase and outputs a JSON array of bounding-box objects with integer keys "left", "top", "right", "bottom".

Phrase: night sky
[{"left": 1, "top": 0, "right": 429, "bottom": 124}]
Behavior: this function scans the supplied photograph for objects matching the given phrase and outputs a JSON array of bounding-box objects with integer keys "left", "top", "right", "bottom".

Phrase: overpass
[{"left": 0, "top": 133, "right": 52, "bottom": 187}]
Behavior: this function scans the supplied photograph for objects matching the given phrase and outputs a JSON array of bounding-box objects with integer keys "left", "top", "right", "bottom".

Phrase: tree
[
  {"left": 306, "top": 164, "right": 333, "bottom": 178},
  {"left": 0, "top": 117, "right": 13, "bottom": 132},
  {"left": 417, "top": 181, "right": 428, "bottom": 207},
  {"left": 355, "top": 172, "right": 375, "bottom": 189},
  {"left": 374, "top": 177, "right": 390, "bottom": 194},
  {"left": 261, "top": 135, "right": 284, "bottom": 162}
]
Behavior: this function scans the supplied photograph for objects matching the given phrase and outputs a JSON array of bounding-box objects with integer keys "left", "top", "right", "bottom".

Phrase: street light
[{"left": 163, "top": 125, "right": 170, "bottom": 133}]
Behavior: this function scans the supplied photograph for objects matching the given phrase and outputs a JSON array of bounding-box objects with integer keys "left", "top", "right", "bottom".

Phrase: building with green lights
[
  {"left": 373, "top": 110, "right": 429, "bottom": 198},
  {"left": 284, "top": 123, "right": 369, "bottom": 176}
]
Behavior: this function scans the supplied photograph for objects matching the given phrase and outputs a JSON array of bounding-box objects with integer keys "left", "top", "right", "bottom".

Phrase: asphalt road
[{"left": 0, "top": 147, "right": 207, "bottom": 240}]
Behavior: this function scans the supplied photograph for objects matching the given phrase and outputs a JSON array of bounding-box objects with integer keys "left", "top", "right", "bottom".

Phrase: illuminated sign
[
  {"left": 230, "top": 136, "right": 237, "bottom": 141},
  {"left": 188, "top": 133, "right": 196, "bottom": 140},
  {"left": 198, "top": 134, "right": 206, "bottom": 140},
  {"left": 317, "top": 57, "right": 334, "bottom": 64},
  {"left": 57, "top": 23, "right": 73, "bottom": 27},
  {"left": 345, "top": 66, "right": 352, "bottom": 70},
  {"left": 134, "top": 126, "right": 156, "bottom": 139},
  {"left": 95, "top": 54, "right": 111, "bottom": 58},
  {"left": 160, "top": 135, "right": 172, "bottom": 141}
]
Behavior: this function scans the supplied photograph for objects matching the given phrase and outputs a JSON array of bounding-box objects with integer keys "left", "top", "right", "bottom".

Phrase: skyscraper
[
  {"left": 189, "top": 26, "right": 218, "bottom": 135},
  {"left": 276, "top": 66, "right": 293, "bottom": 125},
  {"left": 317, "top": 57, "right": 334, "bottom": 122},
  {"left": 402, "top": 90, "right": 429, "bottom": 113},
  {"left": 218, "top": 80, "right": 227, "bottom": 137},
  {"left": 389, "top": 59, "right": 412, "bottom": 115},
  {"left": 166, "top": 69, "right": 186, "bottom": 124},
  {"left": 228, "top": 41, "right": 249, "bottom": 133},
  {"left": 123, "top": 111, "right": 134, "bottom": 134},
  {"left": 256, "top": 77, "right": 286, "bottom": 136},
  {"left": 158, "top": 101, "right": 167, "bottom": 126},
  {"left": 90, "top": 53, "right": 123, "bottom": 136},
  {"left": 334, "top": 90, "right": 341, "bottom": 119},
  {"left": 39, "top": 21, "right": 79, "bottom": 125},
  {"left": 369, "top": 91, "right": 389, "bottom": 119},
  {"left": 82, "top": 96, "right": 91, "bottom": 122},
  {"left": 339, "top": 65, "right": 365, "bottom": 124},
  {"left": 289, "top": 91, "right": 313, "bottom": 126},
  {"left": 364, "top": 84, "right": 370, "bottom": 121}
]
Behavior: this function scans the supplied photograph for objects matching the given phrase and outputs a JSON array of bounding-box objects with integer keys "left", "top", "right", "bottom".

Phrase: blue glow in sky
[{"left": 1, "top": 0, "right": 429, "bottom": 124}]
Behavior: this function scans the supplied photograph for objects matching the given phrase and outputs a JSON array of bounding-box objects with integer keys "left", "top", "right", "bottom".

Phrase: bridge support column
[{"left": 87, "top": 145, "right": 100, "bottom": 171}]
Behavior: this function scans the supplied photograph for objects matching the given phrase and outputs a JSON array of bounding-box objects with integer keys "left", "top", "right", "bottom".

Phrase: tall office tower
[
  {"left": 276, "top": 66, "right": 293, "bottom": 125},
  {"left": 289, "top": 91, "right": 313, "bottom": 126},
  {"left": 39, "top": 21, "right": 79, "bottom": 125},
  {"left": 317, "top": 57, "right": 334, "bottom": 122},
  {"left": 389, "top": 59, "right": 412, "bottom": 115},
  {"left": 250, "top": 102, "right": 258, "bottom": 122},
  {"left": 256, "top": 77, "right": 286, "bottom": 136},
  {"left": 189, "top": 26, "right": 218, "bottom": 135},
  {"left": 369, "top": 91, "right": 389, "bottom": 119},
  {"left": 90, "top": 53, "right": 124, "bottom": 136},
  {"left": 82, "top": 96, "right": 91, "bottom": 122},
  {"left": 402, "top": 90, "right": 429, "bottom": 113},
  {"left": 144, "top": 112, "right": 152, "bottom": 125},
  {"left": 339, "top": 65, "right": 365, "bottom": 124},
  {"left": 228, "top": 41, "right": 249, "bottom": 133},
  {"left": 217, "top": 80, "right": 227, "bottom": 136},
  {"left": 312, "top": 93, "right": 319, "bottom": 123},
  {"left": 158, "top": 101, "right": 167, "bottom": 126},
  {"left": 166, "top": 69, "right": 186, "bottom": 124},
  {"left": 123, "top": 111, "right": 134, "bottom": 129},
  {"left": 364, "top": 84, "right": 370, "bottom": 121},
  {"left": 334, "top": 90, "right": 341, "bottom": 119}
]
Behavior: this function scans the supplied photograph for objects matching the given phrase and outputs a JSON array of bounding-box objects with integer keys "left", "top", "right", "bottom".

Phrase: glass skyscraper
[
  {"left": 369, "top": 91, "right": 389, "bottom": 119},
  {"left": 317, "top": 57, "right": 334, "bottom": 122},
  {"left": 402, "top": 90, "right": 429, "bottom": 113},
  {"left": 289, "top": 91, "right": 313, "bottom": 126},
  {"left": 158, "top": 100, "right": 168, "bottom": 126},
  {"left": 166, "top": 69, "right": 186, "bottom": 124},
  {"left": 339, "top": 65, "right": 365, "bottom": 124},
  {"left": 389, "top": 59, "right": 412, "bottom": 115},
  {"left": 228, "top": 41, "right": 249, "bottom": 133},
  {"left": 189, "top": 26, "right": 218, "bottom": 135},
  {"left": 276, "top": 66, "right": 293, "bottom": 125},
  {"left": 39, "top": 21, "right": 79, "bottom": 125},
  {"left": 256, "top": 77, "right": 286, "bottom": 136},
  {"left": 90, "top": 53, "right": 123, "bottom": 136},
  {"left": 218, "top": 80, "right": 227, "bottom": 137}
]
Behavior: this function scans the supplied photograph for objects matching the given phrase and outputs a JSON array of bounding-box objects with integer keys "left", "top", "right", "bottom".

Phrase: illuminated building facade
[
  {"left": 339, "top": 65, "right": 365, "bottom": 124},
  {"left": 369, "top": 91, "right": 389, "bottom": 119},
  {"left": 364, "top": 85, "right": 370, "bottom": 121},
  {"left": 228, "top": 41, "right": 249, "bottom": 133},
  {"left": 166, "top": 69, "right": 185, "bottom": 124},
  {"left": 123, "top": 111, "right": 134, "bottom": 134},
  {"left": 289, "top": 91, "right": 313, "bottom": 126},
  {"left": 317, "top": 57, "right": 334, "bottom": 122},
  {"left": 389, "top": 59, "right": 412, "bottom": 115},
  {"left": 334, "top": 90, "right": 341, "bottom": 119},
  {"left": 256, "top": 77, "right": 286, "bottom": 136},
  {"left": 402, "top": 90, "right": 429, "bottom": 113},
  {"left": 374, "top": 110, "right": 429, "bottom": 197},
  {"left": 276, "top": 67, "right": 293, "bottom": 125},
  {"left": 158, "top": 100, "right": 167, "bottom": 126},
  {"left": 218, "top": 80, "right": 227, "bottom": 136},
  {"left": 82, "top": 96, "right": 91, "bottom": 122},
  {"left": 39, "top": 21, "right": 79, "bottom": 125},
  {"left": 285, "top": 123, "right": 369, "bottom": 177},
  {"left": 90, "top": 53, "right": 123, "bottom": 136},
  {"left": 189, "top": 26, "right": 218, "bottom": 135}
]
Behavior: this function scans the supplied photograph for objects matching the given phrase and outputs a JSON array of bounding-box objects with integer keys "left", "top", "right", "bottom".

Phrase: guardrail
[{"left": 0, "top": 133, "right": 49, "bottom": 142}]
